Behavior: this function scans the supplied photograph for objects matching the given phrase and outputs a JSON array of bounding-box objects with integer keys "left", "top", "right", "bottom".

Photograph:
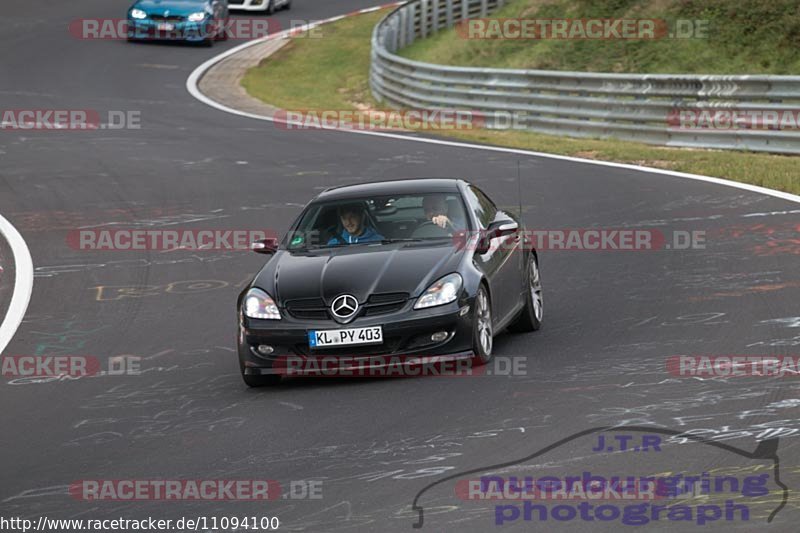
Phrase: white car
[{"left": 227, "top": 0, "right": 290, "bottom": 13}]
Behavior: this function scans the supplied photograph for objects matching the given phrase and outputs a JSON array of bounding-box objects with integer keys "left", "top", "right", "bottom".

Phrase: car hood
[
  {"left": 253, "top": 242, "right": 466, "bottom": 306},
  {"left": 132, "top": 0, "right": 209, "bottom": 15}
]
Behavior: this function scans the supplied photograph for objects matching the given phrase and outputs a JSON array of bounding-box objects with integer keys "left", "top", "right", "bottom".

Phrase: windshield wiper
[
  {"left": 380, "top": 238, "right": 424, "bottom": 244},
  {"left": 290, "top": 244, "right": 332, "bottom": 251},
  {"left": 292, "top": 239, "right": 430, "bottom": 250}
]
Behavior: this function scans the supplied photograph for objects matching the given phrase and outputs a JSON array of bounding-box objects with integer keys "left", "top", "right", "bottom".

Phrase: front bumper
[
  {"left": 238, "top": 299, "right": 475, "bottom": 376},
  {"left": 228, "top": 0, "right": 271, "bottom": 11},
  {"left": 127, "top": 19, "right": 216, "bottom": 41}
]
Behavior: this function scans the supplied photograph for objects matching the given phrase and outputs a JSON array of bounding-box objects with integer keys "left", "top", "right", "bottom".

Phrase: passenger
[{"left": 327, "top": 203, "right": 384, "bottom": 245}]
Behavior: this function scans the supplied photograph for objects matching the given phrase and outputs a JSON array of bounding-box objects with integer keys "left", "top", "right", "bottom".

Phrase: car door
[{"left": 464, "top": 185, "right": 522, "bottom": 323}]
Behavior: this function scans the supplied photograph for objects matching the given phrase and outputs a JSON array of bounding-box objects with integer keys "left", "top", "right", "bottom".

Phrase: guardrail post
[
  {"left": 480, "top": 0, "right": 488, "bottom": 17},
  {"left": 461, "top": 0, "right": 468, "bottom": 23},
  {"left": 388, "top": 21, "right": 398, "bottom": 54},
  {"left": 432, "top": 0, "right": 440, "bottom": 32},
  {"left": 406, "top": 3, "right": 416, "bottom": 44},
  {"left": 398, "top": 6, "right": 408, "bottom": 49},
  {"left": 420, "top": 0, "right": 429, "bottom": 39},
  {"left": 445, "top": 0, "right": 454, "bottom": 28}
]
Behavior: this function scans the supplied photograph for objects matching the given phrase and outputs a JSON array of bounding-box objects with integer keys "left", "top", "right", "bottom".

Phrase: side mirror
[
  {"left": 251, "top": 237, "right": 279, "bottom": 255},
  {"left": 492, "top": 220, "right": 519, "bottom": 237},
  {"left": 475, "top": 220, "right": 518, "bottom": 254}
]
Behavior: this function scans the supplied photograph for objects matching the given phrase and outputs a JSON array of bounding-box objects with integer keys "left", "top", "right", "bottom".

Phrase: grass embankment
[
  {"left": 242, "top": 6, "right": 800, "bottom": 195},
  {"left": 400, "top": 0, "right": 800, "bottom": 74}
]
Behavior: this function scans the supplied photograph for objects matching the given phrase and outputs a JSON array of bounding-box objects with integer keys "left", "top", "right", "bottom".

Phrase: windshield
[{"left": 285, "top": 192, "right": 472, "bottom": 249}]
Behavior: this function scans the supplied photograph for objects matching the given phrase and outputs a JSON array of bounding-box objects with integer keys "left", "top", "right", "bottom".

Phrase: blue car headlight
[
  {"left": 130, "top": 8, "right": 147, "bottom": 19},
  {"left": 187, "top": 12, "right": 207, "bottom": 22}
]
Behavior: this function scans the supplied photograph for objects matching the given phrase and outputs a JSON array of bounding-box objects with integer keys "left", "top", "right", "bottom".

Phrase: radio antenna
[{"left": 517, "top": 160, "right": 523, "bottom": 219}]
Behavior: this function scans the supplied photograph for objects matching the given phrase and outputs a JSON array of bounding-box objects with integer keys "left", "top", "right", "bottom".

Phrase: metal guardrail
[{"left": 370, "top": 0, "right": 800, "bottom": 154}]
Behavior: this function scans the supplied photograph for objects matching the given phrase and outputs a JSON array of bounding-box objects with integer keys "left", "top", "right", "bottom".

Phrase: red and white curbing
[
  {"left": 285, "top": 3, "right": 406, "bottom": 37},
  {"left": 260, "top": 3, "right": 403, "bottom": 40}
]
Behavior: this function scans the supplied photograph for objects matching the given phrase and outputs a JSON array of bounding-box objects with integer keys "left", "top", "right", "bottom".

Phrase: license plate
[
  {"left": 157, "top": 23, "right": 175, "bottom": 31},
  {"left": 308, "top": 326, "right": 383, "bottom": 348}
]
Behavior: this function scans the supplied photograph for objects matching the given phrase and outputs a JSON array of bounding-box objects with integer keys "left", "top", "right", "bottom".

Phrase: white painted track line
[{"left": 0, "top": 213, "right": 33, "bottom": 356}]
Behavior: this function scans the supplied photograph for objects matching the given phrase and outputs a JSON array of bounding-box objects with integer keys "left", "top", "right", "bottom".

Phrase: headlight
[
  {"left": 130, "top": 8, "right": 147, "bottom": 19},
  {"left": 414, "top": 273, "right": 463, "bottom": 310},
  {"left": 187, "top": 12, "right": 207, "bottom": 22},
  {"left": 243, "top": 288, "right": 281, "bottom": 320}
]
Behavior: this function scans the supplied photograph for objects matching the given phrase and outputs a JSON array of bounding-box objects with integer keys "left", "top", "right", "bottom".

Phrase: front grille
[
  {"left": 363, "top": 303, "right": 404, "bottom": 316},
  {"left": 290, "top": 309, "right": 328, "bottom": 320},
  {"left": 367, "top": 292, "right": 408, "bottom": 304},
  {"left": 363, "top": 292, "right": 408, "bottom": 317},
  {"left": 285, "top": 298, "right": 328, "bottom": 320},
  {"left": 285, "top": 293, "right": 409, "bottom": 321},
  {"left": 150, "top": 15, "right": 186, "bottom": 22},
  {"left": 286, "top": 298, "right": 326, "bottom": 309}
]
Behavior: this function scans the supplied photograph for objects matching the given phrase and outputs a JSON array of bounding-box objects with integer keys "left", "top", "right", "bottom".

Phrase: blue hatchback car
[{"left": 127, "top": 0, "right": 229, "bottom": 46}]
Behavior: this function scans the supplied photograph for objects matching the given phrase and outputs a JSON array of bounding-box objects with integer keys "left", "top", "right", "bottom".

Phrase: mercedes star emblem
[{"left": 331, "top": 294, "right": 359, "bottom": 320}]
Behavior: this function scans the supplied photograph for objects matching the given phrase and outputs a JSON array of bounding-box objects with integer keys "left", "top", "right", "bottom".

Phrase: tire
[
  {"left": 240, "top": 361, "right": 281, "bottom": 387},
  {"left": 471, "top": 285, "right": 493, "bottom": 365},
  {"left": 284, "top": 0, "right": 292, "bottom": 10},
  {"left": 265, "top": 0, "right": 275, "bottom": 15},
  {"left": 508, "top": 253, "right": 543, "bottom": 332}
]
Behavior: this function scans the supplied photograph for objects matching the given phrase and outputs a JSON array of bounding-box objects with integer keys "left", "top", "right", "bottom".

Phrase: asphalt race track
[{"left": 1, "top": 1, "right": 800, "bottom": 531}]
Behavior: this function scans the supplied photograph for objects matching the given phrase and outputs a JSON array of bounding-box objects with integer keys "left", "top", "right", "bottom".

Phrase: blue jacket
[{"left": 328, "top": 226, "right": 384, "bottom": 245}]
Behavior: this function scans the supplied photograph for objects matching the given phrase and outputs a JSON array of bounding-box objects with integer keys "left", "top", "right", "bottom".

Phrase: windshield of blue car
[{"left": 285, "top": 193, "right": 472, "bottom": 249}]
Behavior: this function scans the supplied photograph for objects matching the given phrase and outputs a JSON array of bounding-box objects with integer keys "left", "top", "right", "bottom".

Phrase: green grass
[
  {"left": 242, "top": 6, "right": 800, "bottom": 195},
  {"left": 242, "top": 11, "right": 386, "bottom": 111},
  {"left": 400, "top": 0, "right": 800, "bottom": 74}
]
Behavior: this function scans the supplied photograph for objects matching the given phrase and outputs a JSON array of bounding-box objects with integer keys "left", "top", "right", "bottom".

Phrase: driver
[
  {"left": 423, "top": 195, "right": 465, "bottom": 231},
  {"left": 328, "top": 203, "right": 384, "bottom": 245}
]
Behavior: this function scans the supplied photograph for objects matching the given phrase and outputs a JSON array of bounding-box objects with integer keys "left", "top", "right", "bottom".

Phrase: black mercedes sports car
[{"left": 237, "top": 178, "right": 543, "bottom": 386}]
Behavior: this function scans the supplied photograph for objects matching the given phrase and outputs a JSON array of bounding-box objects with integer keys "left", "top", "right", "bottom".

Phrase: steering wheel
[
  {"left": 411, "top": 220, "right": 452, "bottom": 238},
  {"left": 324, "top": 225, "right": 347, "bottom": 245}
]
